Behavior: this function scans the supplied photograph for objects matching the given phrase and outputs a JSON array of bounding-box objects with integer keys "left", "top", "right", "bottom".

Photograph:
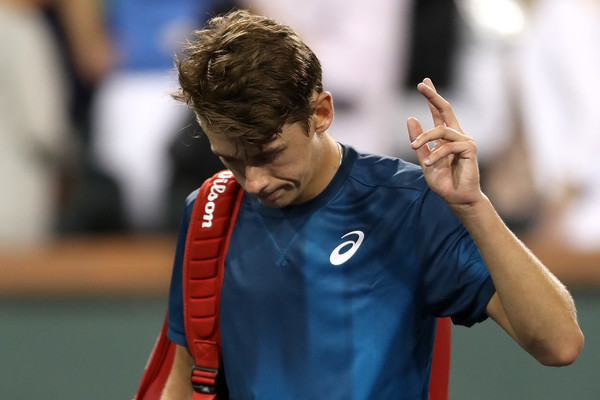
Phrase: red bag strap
[
  {"left": 132, "top": 314, "right": 177, "bottom": 400},
  {"left": 182, "top": 170, "right": 243, "bottom": 399},
  {"left": 429, "top": 316, "right": 451, "bottom": 400}
]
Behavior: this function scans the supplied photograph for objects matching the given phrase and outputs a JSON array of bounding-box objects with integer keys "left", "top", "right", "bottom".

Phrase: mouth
[
  {"left": 260, "top": 188, "right": 280, "bottom": 200},
  {"left": 257, "top": 187, "right": 284, "bottom": 204}
]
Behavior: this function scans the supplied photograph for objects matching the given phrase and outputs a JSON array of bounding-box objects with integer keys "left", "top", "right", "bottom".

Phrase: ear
[{"left": 312, "top": 91, "right": 334, "bottom": 133}]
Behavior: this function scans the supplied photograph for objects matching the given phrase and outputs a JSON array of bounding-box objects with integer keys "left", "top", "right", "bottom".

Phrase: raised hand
[
  {"left": 407, "top": 78, "right": 484, "bottom": 212},
  {"left": 408, "top": 79, "right": 584, "bottom": 367}
]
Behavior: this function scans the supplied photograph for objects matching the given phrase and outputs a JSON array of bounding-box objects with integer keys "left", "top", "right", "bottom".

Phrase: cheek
[{"left": 274, "top": 158, "right": 310, "bottom": 186}]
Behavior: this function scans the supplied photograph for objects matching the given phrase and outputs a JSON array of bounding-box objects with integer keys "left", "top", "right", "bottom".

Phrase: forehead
[
  {"left": 204, "top": 122, "right": 306, "bottom": 158},
  {"left": 205, "top": 129, "right": 282, "bottom": 159}
]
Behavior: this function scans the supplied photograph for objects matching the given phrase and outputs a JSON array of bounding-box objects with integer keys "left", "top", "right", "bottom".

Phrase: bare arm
[
  {"left": 160, "top": 345, "right": 195, "bottom": 400},
  {"left": 408, "top": 78, "right": 584, "bottom": 366},
  {"left": 456, "top": 195, "right": 582, "bottom": 366},
  {"left": 53, "top": 0, "right": 115, "bottom": 83}
]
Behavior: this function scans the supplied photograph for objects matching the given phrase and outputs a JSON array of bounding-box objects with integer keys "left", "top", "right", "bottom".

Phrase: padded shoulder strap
[
  {"left": 429, "top": 316, "right": 451, "bottom": 400},
  {"left": 183, "top": 170, "right": 243, "bottom": 399}
]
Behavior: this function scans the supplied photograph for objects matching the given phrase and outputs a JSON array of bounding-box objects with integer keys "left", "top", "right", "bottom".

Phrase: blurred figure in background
[
  {"left": 517, "top": 0, "right": 600, "bottom": 251},
  {"left": 444, "top": 0, "right": 539, "bottom": 234},
  {"left": 43, "top": 0, "right": 114, "bottom": 144},
  {"left": 41, "top": 0, "right": 125, "bottom": 234},
  {"left": 91, "top": 0, "right": 234, "bottom": 232},
  {"left": 0, "top": 0, "right": 74, "bottom": 247},
  {"left": 243, "top": 0, "right": 531, "bottom": 231},
  {"left": 244, "top": 0, "right": 408, "bottom": 156},
  {"left": 166, "top": 1, "right": 241, "bottom": 230},
  {"left": 14, "top": 0, "right": 593, "bottom": 250},
  {"left": 397, "top": 0, "right": 518, "bottom": 168},
  {"left": 244, "top": 0, "right": 517, "bottom": 162}
]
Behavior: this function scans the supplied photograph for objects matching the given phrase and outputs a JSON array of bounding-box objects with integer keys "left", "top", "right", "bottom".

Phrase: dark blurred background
[{"left": 1, "top": 0, "right": 599, "bottom": 398}]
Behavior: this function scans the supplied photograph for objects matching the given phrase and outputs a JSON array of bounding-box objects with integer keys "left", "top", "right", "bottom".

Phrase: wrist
[{"left": 449, "top": 193, "right": 494, "bottom": 224}]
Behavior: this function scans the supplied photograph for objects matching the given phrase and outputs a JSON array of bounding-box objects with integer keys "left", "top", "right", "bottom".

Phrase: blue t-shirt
[{"left": 167, "top": 145, "right": 495, "bottom": 399}]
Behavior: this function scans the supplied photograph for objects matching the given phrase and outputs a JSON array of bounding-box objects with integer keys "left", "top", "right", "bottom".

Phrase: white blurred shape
[{"left": 458, "top": 0, "right": 526, "bottom": 38}]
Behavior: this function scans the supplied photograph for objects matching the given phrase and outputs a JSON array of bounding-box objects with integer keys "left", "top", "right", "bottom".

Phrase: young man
[{"left": 160, "top": 10, "right": 583, "bottom": 400}]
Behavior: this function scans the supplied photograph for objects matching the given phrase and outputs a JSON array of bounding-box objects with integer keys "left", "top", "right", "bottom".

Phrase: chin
[
  {"left": 259, "top": 197, "right": 291, "bottom": 208},
  {"left": 260, "top": 190, "right": 301, "bottom": 208}
]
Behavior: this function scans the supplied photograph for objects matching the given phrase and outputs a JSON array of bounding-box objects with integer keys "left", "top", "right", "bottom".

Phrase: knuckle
[{"left": 464, "top": 140, "right": 478, "bottom": 154}]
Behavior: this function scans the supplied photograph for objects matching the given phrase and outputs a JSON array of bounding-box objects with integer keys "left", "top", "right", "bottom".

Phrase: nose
[{"left": 244, "top": 165, "right": 270, "bottom": 195}]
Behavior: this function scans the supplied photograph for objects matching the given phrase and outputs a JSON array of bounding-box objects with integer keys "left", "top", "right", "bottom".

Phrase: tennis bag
[{"left": 133, "top": 170, "right": 450, "bottom": 400}]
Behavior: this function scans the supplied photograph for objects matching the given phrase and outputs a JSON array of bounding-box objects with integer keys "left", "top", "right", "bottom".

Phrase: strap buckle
[{"left": 191, "top": 365, "right": 219, "bottom": 394}]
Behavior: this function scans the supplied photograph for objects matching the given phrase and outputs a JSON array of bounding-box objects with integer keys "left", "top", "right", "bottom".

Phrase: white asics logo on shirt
[{"left": 329, "top": 230, "right": 365, "bottom": 265}]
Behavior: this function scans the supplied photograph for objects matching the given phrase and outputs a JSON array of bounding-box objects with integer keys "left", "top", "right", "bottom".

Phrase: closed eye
[
  {"left": 218, "top": 155, "right": 237, "bottom": 163},
  {"left": 253, "top": 150, "right": 281, "bottom": 165}
]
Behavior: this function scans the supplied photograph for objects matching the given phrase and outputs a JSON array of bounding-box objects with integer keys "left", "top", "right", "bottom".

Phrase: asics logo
[{"left": 329, "top": 230, "right": 365, "bottom": 265}]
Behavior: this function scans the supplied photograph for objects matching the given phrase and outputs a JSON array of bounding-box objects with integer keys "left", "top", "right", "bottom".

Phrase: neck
[
  {"left": 326, "top": 135, "right": 342, "bottom": 174},
  {"left": 297, "top": 135, "right": 341, "bottom": 203}
]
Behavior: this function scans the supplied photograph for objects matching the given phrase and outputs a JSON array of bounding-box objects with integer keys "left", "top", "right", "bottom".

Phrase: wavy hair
[{"left": 172, "top": 10, "right": 323, "bottom": 146}]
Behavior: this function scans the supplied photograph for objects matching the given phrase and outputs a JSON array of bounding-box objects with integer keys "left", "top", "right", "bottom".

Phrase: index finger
[{"left": 417, "top": 79, "right": 461, "bottom": 131}]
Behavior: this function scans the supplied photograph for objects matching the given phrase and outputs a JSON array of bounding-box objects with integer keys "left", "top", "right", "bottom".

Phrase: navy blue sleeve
[
  {"left": 166, "top": 189, "right": 198, "bottom": 346},
  {"left": 414, "top": 188, "right": 496, "bottom": 327}
]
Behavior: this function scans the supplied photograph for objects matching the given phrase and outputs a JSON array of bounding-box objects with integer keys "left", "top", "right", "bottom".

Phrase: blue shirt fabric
[{"left": 167, "top": 145, "right": 496, "bottom": 400}]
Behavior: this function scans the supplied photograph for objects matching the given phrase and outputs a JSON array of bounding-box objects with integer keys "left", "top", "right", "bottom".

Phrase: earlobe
[{"left": 313, "top": 91, "right": 334, "bottom": 133}]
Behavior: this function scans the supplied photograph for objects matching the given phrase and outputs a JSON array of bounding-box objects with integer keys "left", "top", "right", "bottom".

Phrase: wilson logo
[
  {"left": 202, "top": 170, "right": 234, "bottom": 228},
  {"left": 329, "top": 230, "right": 365, "bottom": 265}
]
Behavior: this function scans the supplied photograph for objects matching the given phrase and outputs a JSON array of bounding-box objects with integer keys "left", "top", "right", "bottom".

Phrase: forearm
[
  {"left": 160, "top": 345, "right": 195, "bottom": 400},
  {"left": 453, "top": 195, "right": 583, "bottom": 365}
]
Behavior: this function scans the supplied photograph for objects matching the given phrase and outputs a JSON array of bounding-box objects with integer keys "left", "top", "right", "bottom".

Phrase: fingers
[
  {"left": 411, "top": 125, "right": 464, "bottom": 149},
  {"left": 417, "top": 78, "right": 461, "bottom": 131},
  {"left": 408, "top": 78, "right": 473, "bottom": 167},
  {"left": 424, "top": 140, "right": 476, "bottom": 167},
  {"left": 410, "top": 124, "right": 472, "bottom": 166}
]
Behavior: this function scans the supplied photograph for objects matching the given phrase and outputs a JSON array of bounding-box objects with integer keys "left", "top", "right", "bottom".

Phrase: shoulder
[
  {"left": 185, "top": 188, "right": 200, "bottom": 207},
  {"left": 345, "top": 146, "right": 429, "bottom": 195},
  {"left": 181, "top": 188, "right": 200, "bottom": 220}
]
